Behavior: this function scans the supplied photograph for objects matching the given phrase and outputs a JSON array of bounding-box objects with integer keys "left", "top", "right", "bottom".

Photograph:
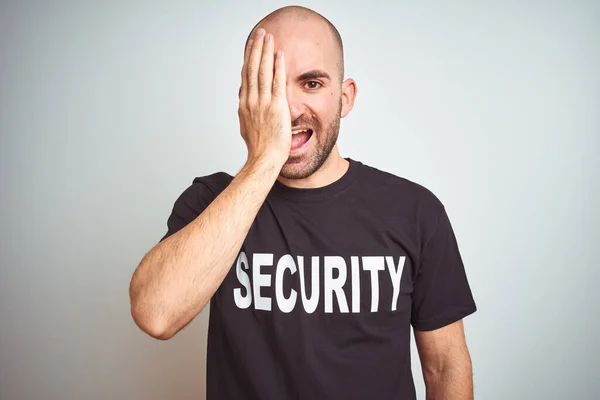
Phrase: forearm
[
  {"left": 423, "top": 359, "right": 473, "bottom": 400},
  {"left": 129, "top": 157, "right": 281, "bottom": 339}
]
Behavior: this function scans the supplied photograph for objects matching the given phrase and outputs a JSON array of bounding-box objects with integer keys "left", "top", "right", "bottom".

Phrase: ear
[{"left": 340, "top": 78, "right": 357, "bottom": 118}]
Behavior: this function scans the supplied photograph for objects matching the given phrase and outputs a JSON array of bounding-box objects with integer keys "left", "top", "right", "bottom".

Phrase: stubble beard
[{"left": 279, "top": 100, "right": 342, "bottom": 180}]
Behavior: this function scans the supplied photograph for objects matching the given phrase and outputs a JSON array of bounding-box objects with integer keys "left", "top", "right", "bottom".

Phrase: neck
[{"left": 277, "top": 146, "right": 349, "bottom": 189}]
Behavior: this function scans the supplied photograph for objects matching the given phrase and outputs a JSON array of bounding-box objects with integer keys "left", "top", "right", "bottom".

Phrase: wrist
[
  {"left": 241, "top": 154, "right": 284, "bottom": 185},
  {"left": 245, "top": 150, "right": 286, "bottom": 173}
]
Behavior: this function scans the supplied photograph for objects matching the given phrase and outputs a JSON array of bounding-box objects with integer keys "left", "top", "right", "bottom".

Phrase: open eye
[{"left": 304, "top": 81, "right": 322, "bottom": 90}]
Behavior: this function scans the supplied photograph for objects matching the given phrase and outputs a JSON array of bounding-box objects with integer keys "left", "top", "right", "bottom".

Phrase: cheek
[{"left": 307, "top": 92, "right": 340, "bottom": 120}]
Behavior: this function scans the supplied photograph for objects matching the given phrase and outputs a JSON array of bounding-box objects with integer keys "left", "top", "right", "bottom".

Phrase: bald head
[{"left": 244, "top": 6, "right": 344, "bottom": 81}]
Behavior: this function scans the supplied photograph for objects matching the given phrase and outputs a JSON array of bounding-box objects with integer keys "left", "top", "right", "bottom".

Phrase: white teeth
[{"left": 292, "top": 129, "right": 309, "bottom": 135}]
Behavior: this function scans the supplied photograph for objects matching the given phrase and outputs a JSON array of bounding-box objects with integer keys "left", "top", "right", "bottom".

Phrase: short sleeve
[
  {"left": 411, "top": 206, "right": 477, "bottom": 331},
  {"left": 159, "top": 179, "right": 217, "bottom": 242}
]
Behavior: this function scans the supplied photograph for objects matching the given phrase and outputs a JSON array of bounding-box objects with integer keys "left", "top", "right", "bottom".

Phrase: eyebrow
[{"left": 296, "top": 69, "right": 331, "bottom": 82}]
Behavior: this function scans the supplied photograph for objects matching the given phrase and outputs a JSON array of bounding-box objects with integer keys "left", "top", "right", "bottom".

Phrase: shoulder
[
  {"left": 161, "top": 171, "right": 234, "bottom": 241},
  {"left": 191, "top": 171, "right": 234, "bottom": 196},
  {"left": 353, "top": 160, "right": 448, "bottom": 242},
  {"left": 173, "top": 171, "right": 234, "bottom": 207},
  {"left": 356, "top": 160, "right": 445, "bottom": 210}
]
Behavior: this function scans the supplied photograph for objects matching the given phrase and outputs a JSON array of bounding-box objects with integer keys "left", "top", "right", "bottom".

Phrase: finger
[
  {"left": 272, "top": 51, "right": 286, "bottom": 99},
  {"left": 240, "top": 37, "right": 254, "bottom": 102},
  {"left": 246, "top": 29, "right": 266, "bottom": 104},
  {"left": 258, "top": 33, "right": 274, "bottom": 101}
]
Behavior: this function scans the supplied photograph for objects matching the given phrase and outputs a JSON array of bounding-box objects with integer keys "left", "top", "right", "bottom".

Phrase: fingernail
[
  {"left": 265, "top": 34, "right": 271, "bottom": 43},
  {"left": 256, "top": 29, "right": 265, "bottom": 38}
]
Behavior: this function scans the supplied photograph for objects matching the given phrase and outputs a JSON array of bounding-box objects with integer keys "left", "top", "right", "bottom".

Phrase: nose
[{"left": 286, "top": 86, "right": 306, "bottom": 123}]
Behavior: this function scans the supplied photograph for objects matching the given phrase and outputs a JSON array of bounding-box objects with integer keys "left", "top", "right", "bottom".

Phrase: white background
[{"left": 1, "top": 1, "right": 598, "bottom": 399}]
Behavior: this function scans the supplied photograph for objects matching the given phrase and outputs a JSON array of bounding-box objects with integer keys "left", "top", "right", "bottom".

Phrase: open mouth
[{"left": 291, "top": 128, "right": 313, "bottom": 151}]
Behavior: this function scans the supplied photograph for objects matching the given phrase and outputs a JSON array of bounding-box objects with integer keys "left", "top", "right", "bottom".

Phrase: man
[{"left": 129, "top": 5, "right": 477, "bottom": 400}]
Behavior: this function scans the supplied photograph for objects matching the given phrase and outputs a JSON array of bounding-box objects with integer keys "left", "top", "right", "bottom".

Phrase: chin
[
  {"left": 280, "top": 147, "right": 332, "bottom": 180},
  {"left": 279, "top": 160, "right": 318, "bottom": 180}
]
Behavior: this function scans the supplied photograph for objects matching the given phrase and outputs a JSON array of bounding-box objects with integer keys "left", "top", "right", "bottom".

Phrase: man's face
[{"left": 258, "top": 17, "right": 343, "bottom": 180}]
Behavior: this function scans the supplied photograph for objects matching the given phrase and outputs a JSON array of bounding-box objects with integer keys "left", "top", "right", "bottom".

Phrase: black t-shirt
[{"left": 160, "top": 158, "right": 477, "bottom": 400}]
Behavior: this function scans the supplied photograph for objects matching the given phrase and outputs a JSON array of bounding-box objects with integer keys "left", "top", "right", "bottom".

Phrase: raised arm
[{"left": 129, "top": 28, "right": 291, "bottom": 340}]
